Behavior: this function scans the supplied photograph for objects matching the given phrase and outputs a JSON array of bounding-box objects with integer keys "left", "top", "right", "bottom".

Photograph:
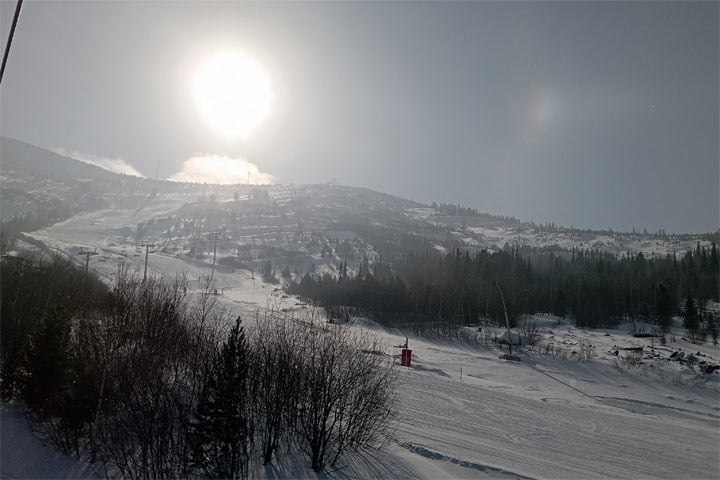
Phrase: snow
[
  {"left": 497, "top": 330, "right": 521, "bottom": 345},
  {"left": 4, "top": 315, "right": 717, "bottom": 479},
  {"left": 5, "top": 187, "right": 718, "bottom": 479},
  {"left": 0, "top": 404, "right": 103, "bottom": 479},
  {"left": 380, "top": 328, "right": 719, "bottom": 479}
]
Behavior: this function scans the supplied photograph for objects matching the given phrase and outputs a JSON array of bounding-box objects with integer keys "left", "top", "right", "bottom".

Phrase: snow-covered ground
[
  {"left": 4, "top": 185, "right": 717, "bottom": 479},
  {"left": 4, "top": 312, "right": 718, "bottom": 479},
  {"left": 384, "top": 330, "right": 718, "bottom": 479},
  {"left": 1, "top": 405, "right": 104, "bottom": 479},
  {"left": 25, "top": 194, "right": 298, "bottom": 318}
]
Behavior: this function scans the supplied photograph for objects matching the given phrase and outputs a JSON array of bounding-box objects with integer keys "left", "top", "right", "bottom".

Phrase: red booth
[{"left": 401, "top": 348, "right": 412, "bottom": 367}]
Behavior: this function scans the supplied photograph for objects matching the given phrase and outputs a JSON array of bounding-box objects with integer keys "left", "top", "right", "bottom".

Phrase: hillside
[
  {"left": 1, "top": 138, "right": 715, "bottom": 274},
  {"left": 0, "top": 137, "right": 119, "bottom": 182},
  {"left": 1, "top": 138, "right": 719, "bottom": 479}
]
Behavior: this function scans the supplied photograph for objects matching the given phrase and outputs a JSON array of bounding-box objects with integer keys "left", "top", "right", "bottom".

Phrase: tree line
[
  {"left": 1, "top": 254, "right": 396, "bottom": 477},
  {"left": 290, "top": 242, "right": 720, "bottom": 338}
]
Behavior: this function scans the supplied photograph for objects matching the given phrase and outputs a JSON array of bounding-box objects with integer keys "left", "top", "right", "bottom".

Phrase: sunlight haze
[{"left": 0, "top": 1, "right": 717, "bottom": 232}]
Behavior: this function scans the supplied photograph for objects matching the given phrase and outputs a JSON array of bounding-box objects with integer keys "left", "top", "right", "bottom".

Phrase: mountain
[
  {"left": 1, "top": 136, "right": 117, "bottom": 182},
  {"left": 0, "top": 136, "right": 156, "bottom": 221},
  {"left": 0, "top": 137, "right": 714, "bottom": 262}
]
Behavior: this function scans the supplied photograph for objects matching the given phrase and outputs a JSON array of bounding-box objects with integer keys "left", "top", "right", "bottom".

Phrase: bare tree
[
  {"left": 88, "top": 271, "right": 226, "bottom": 478},
  {"left": 295, "top": 323, "right": 396, "bottom": 471},
  {"left": 252, "top": 311, "right": 307, "bottom": 464}
]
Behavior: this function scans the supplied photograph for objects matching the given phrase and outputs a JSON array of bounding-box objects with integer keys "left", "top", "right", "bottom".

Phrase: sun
[{"left": 193, "top": 50, "right": 272, "bottom": 139}]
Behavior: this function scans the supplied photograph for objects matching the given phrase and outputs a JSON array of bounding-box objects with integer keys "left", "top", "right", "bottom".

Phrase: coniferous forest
[{"left": 290, "top": 243, "right": 720, "bottom": 334}]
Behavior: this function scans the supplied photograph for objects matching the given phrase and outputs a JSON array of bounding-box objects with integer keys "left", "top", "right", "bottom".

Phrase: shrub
[{"left": 3, "top": 255, "right": 398, "bottom": 476}]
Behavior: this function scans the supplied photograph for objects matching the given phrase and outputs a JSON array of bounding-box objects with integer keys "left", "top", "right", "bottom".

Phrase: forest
[{"left": 290, "top": 242, "right": 720, "bottom": 340}]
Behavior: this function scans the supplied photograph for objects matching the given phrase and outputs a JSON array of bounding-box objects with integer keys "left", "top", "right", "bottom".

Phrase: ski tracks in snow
[{"left": 400, "top": 442, "right": 535, "bottom": 479}]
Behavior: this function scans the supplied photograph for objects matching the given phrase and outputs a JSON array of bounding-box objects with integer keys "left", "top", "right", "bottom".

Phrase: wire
[{"left": 0, "top": 0, "right": 24, "bottom": 85}]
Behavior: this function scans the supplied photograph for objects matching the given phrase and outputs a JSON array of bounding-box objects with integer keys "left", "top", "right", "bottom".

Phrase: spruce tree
[
  {"left": 22, "top": 304, "right": 72, "bottom": 416},
  {"left": 189, "top": 317, "right": 252, "bottom": 479}
]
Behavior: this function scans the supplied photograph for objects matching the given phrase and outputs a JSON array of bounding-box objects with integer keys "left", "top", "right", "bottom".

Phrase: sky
[{"left": 0, "top": 1, "right": 717, "bottom": 233}]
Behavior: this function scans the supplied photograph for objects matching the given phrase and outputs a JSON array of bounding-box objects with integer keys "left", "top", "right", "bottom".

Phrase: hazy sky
[{"left": 1, "top": 1, "right": 717, "bottom": 233}]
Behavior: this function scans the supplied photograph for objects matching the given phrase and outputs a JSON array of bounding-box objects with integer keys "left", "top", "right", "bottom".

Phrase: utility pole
[
  {"left": 139, "top": 242, "right": 155, "bottom": 281},
  {"left": 629, "top": 252, "right": 634, "bottom": 319},
  {"left": 78, "top": 248, "right": 98, "bottom": 275},
  {"left": 209, "top": 231, "right": 218, "bottom": 282}
]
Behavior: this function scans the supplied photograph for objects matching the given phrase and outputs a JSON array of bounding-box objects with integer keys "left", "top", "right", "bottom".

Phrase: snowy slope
[
  {"left": 0, "top": 405, "right": 103, "bottom": 479},
  {"left": 6, "top": 311, "right": 718, "bottom": 479},
  {"left": 385, "top": 336, "right": 718, "bottom": 479}
]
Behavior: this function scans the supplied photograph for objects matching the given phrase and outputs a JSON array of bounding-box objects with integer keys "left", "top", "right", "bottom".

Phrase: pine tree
[
  {"left": 22, "top": 304, "right": 72, "bottom": 415},
  {"left": 189, "top": 317, "right": 253, "bottom": 479}
]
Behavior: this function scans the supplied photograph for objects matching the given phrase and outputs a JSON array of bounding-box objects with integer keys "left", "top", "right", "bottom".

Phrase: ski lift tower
[
  {"left": 208, "top": 231, "right": 218, "bottom": 282},
  {"left": 138, "top": 241, "right": 156, "bottom": 281},
  {"left": 78, "top": 247, "right": 98, "bottom": 275}
]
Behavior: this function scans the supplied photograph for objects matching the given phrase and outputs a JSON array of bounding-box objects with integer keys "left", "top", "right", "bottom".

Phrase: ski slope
[
  {"left": 4, "top": 316, "right": 718, "bottom": 479},
  {"left": 384, "top": 335, "right": 718, "bottom": 479}
]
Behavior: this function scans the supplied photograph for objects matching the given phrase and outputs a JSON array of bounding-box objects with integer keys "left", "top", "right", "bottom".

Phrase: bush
[
  {"left": 576, "top": 342, "right": 596, "bottom": 362},
  {"left": 252, "top": 310, "right": 397, "bottom": 471},
  {"left": 296, "top": 323, "right": 397, "bottom": 471},
  {"left": 519, "top": 320, "right": 543, "bottom": 346},
  {"left": 93, "top": 272, "right": 223, "bottom": 479},
  {"left": 3, "top": 255, "right": 398, "bottom": 476},
  {"left": 253, "top": 312, "right": 308, "bottom": 465}
]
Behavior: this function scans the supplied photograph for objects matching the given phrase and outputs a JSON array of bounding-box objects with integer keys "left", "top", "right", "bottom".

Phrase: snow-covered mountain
[{"left": 2, "top": 136, "right": 714, "bottom": 272}]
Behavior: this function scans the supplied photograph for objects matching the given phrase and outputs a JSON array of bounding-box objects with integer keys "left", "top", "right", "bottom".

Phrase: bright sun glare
[{"left": 193, "top": 51, "right": 272, "bottom": 139}]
